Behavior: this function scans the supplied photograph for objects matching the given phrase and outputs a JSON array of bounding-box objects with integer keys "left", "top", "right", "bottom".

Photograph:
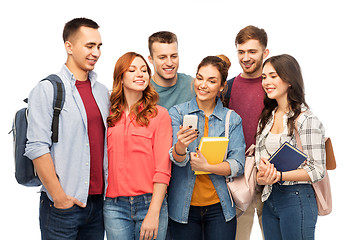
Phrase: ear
[
  {"left": 64, "top": 41, "right": 72, "bottom": 55},
  {"left": 148, "top": 55, "right": 153, "bottom": 65},
  {"left": 263, "top": 49, "right": 270, "bottom": 59},
  {"left": 219, "top": 82, "right": 226, "bottom": 92}
]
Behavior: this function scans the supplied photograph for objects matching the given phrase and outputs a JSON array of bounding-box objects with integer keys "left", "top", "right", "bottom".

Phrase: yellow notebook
[{"left": 195, "top": 137, "right": 229, "bottom": 175}]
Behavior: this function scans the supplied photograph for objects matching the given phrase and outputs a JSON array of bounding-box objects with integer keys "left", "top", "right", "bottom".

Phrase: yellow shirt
[{"left": 190, "top": 116, "right": 220, "bottom": 206}]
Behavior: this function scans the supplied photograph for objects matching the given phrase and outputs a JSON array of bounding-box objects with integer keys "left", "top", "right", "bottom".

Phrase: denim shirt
[
  {"left": 24, "top": 65, "right": 110, "bottom": 205},
  {"left": 168, "top": 97, "right": 246, "bottom": 223}
]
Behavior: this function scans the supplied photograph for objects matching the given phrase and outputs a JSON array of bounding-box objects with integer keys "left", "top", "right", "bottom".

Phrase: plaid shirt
[{"left": 255, "top": 108, "right": 326, "bottom": 202}]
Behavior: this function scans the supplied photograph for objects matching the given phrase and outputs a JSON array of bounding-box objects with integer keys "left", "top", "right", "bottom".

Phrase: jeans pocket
[{"left": 51, "top": 203, "right": 77, "bottom": 214}]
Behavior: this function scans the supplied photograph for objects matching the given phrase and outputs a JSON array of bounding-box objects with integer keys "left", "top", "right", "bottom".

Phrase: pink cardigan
[{"left": 106, "top": 105, "right": 172, "bottom": 197}]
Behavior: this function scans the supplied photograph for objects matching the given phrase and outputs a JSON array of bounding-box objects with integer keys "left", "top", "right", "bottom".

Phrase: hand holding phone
[
  {"left": 183, "top": 115, "right": 198, "bottom": 130},
  {"left": 175, "top": 115, "right": 199, "bottom": 152}
]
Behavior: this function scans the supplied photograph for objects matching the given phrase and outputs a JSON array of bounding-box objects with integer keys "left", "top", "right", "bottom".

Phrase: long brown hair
[
  {"left": 257, "top": 54, "right": 309, "bottom": 136},
  {"left": 107, "top": 52, "right": 158, "bottom": 127}
]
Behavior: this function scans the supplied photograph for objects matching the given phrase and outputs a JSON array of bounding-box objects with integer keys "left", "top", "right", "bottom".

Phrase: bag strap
[
  {"left": 294, "top": 112, "right": 304, "bottom": 151},
  {"left": 295, "top": 112, "right": 330, "bottom": 210},
  {"left": 224, "top": 110, "right": 233, "bottom": 160},
  {"left": 224, "top": 110, "right": 233, "bottom": 139},
  {"left": 41, "top": 74, "right": 65, "bottom": 143}
]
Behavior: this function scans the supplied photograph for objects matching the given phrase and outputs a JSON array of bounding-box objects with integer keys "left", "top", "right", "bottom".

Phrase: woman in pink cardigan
[{"left": 104, "top": 52, "right": 172, "bottom": 240}]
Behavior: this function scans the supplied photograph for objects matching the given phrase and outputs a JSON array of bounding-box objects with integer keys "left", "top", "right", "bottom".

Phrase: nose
[
  {"left": 199, "top": 80, "right": 207, "bottom": 89},
  {"left": 243, "top": 52, "right": 250, "bottom": 61},
  {"left": 92, "top": 47, "right": 101, "bottom": 58},
  {"left": 165, "top": 57, "right": 172, "bottom": 66},
  {"left": 262, "top": 76, "right": 270, "bottom": 86},
  {"left": 136, "top": 69, "right": 144, "bottom": 77}
]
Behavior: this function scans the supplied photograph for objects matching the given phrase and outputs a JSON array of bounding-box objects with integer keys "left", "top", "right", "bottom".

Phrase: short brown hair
[
  {"left": 63, "top": 18, "right": 99, "bottom": 43},
  {"left": 148, "top": 31, "right": 178, "bottom": 56},
  {"left": 235, "top": 25, "right": 267, "bottom": 48}
]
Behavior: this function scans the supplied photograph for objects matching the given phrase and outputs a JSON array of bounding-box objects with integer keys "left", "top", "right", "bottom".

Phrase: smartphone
[{"left": 183, "top": 115, "right": 198, "bottom": 130}]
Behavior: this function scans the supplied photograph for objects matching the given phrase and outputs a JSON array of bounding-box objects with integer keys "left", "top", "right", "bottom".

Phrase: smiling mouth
[
  {"left": 266, "top": 88, "right": 275, "bottom": 93},
  {"left": 87, "top": 58, "right": 97, "bottom": 64},
  {"left": 198, "top": 89, "right": 209, "bottom": 95},
  {"left": 134, "top": 80, "right": 145, "bottom": 84},
  {"left": 163, "top": 67, "right": 175, "bottom": 72},
  {"left": 242, "top": 62, "right": 253, "bottom": 68}
]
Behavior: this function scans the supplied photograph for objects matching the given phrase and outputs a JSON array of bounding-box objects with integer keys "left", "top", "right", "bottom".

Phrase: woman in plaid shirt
[{"left": 255, "top": 54, "right": 326, "bottom": 240}]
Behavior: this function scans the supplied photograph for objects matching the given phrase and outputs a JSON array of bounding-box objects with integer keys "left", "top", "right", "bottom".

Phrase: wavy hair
[
  {"left": 107, "top": 52, "right": 158, "bottom": 127},
  {"left": 257, "top": 54, "right": 309, "bottom": 136}
]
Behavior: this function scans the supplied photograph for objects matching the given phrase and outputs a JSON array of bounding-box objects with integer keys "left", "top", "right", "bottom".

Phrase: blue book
[{"left": 269, "top": 142, "right": 307, "bottom": 172}]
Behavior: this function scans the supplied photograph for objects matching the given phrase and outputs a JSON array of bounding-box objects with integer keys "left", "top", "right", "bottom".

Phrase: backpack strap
[
  {"left": 224, "top": 77, "right": 235, "bottom": 100},
  {"left": 41, "top": 74, "right": 65, "bottom": 143}
]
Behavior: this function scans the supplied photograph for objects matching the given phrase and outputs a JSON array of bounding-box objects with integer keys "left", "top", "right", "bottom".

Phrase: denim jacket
[{"left": 168, "top": 97, "right": 246, "bottom": 223}]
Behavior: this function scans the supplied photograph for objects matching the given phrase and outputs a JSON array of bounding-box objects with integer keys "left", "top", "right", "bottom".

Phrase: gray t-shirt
[{"left": 151, "top": 73, "right": 195, "bottom": 110}]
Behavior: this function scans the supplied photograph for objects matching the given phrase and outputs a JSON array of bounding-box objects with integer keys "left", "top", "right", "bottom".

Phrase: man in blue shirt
[
  {"left": 148, "top": 31, "right": 194, "bottom": 110},
  {"left": 25, "top": 18, "right": 109, "bottom": 239}
]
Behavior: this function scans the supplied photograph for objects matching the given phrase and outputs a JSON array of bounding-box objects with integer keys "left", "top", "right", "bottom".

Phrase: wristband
[
  {"left": 174, "top": 143, "right": 186, "bottom": 156},
  {"left": 279, "top": 171, "right": 283, "bottom": 183}
]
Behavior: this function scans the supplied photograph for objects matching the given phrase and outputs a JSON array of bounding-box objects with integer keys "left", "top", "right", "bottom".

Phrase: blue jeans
[
  {"left": 39, "top": 192, "right": 104, "bottom": 240},
  {"left": 262, "top": 183, "right": 318, "bottom": 240},
  {"left": 103, "top": 193, "right": 168, "bottom": 240},
  {"left": 170, "top": 203, "right": 236, "bottom": 240}
]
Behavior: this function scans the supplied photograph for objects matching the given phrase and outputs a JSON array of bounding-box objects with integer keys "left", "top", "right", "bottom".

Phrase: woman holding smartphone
[
  {"left": 104, "top": 52, "right": 172, "bottom": 240},
  {"left": 256, "top": 54, "right": 326, "bottom": 239},
  {"left": 167, "top": 55, "right": 246, "bottom": 240}
]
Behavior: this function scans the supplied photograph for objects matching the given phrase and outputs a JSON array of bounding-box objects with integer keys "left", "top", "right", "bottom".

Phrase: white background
[{"left": 1, "top": 0, "right": 358, "bottom": 239}]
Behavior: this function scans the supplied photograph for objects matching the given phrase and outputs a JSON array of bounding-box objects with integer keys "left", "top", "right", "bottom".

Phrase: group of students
[{"left": 24, "top": 17, "right": 326, "bottom": 240}]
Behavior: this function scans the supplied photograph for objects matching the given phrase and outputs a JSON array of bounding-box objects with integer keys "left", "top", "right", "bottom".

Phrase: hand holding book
[
  {"left": 193, "top": 137, "right": 229, "bottom": 175},
  {"left": 190, "top": 149, "right": 211, "bottom": 173},
  {"left": 269, "top": 142, "right": 307, "bottom": 172},
  {"left": 257, "top": 142, "right": 307, "bottom": 185},
  {"left": 256, "top": 158, "right": 281, "bottom": 185}
]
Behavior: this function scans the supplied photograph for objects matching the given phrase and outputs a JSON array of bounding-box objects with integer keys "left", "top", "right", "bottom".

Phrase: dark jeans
[
  {"left": 170, "top": 203, "right": 236, "bottom": 240},
  {"left": 262, "top": 183, "right": 318, "bottom": 240},
  {"left": 39, "top": 192, "right": 104, "bottom": 240}
]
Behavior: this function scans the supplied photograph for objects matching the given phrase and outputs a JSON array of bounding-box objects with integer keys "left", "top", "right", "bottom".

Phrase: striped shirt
[{"left": 255, "top": 108, "right": 326, "bottom": 202}]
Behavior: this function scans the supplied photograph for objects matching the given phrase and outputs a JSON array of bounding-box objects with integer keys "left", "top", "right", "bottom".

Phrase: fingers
[
  {"left": 71, "top": 197, "right": 86, "bottom": 208},
  {"left": 139, "top": 228, "right": 157, "bottom": 240},
  {"left": 262, "top": 163, "right": 279, "bottom": 185},
  {"left": 177, "top": 126, "right": 199, "bottom": 147}
]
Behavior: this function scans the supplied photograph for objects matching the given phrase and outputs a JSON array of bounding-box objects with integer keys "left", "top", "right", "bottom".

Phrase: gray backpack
[{"left": 10, "top": 74, "right": 65, "bottom": 186}]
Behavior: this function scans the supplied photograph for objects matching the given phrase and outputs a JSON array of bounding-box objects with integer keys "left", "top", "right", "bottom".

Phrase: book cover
[
  {"left": 195, "top": 137, "right": 229, "bottom": 175},
  {"left": 269, "top": 142, "right": 307, "bottom": 172}
]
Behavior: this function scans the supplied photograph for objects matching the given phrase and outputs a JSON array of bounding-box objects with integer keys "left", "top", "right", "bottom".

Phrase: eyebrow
[
  {"left": 237, "top": 49, "right": 257, "bottom": 52},
  {"left": 86, "top": 42, "right": 103, "bottom": 46},
  {"left": 129, "top": 64, "right": 147, "bottom": 68},
  {"left": 197, "top": 73, "right": 218, "bottom": 80}
]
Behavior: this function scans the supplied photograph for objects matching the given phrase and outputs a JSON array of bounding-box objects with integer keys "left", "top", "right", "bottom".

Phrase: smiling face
[
  {"left": 148, "top": 42, "right": 179, "bottom": 86},
  {"left": 194, "top": 65, "right": 224, "bottom": 104},
  {"left": 122, "top": 57, "right": 150, "bottom": 94},
  {"left": 236, "top": 39, "right": 269, "bottom": 78},
  {"left": 262, "top": 62, "right": 291, "bottom": 104},
  {"left": 65, "top": 26, "right": 102, "bottom": 78}
]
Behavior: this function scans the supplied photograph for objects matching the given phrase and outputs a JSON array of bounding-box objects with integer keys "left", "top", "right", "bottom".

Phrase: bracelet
[
  {"left": 174, "top": 143, "right": 186, "bottom": 156},
  {"left": 279, "top": 171, "right": 283, "bottom": 183}
]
